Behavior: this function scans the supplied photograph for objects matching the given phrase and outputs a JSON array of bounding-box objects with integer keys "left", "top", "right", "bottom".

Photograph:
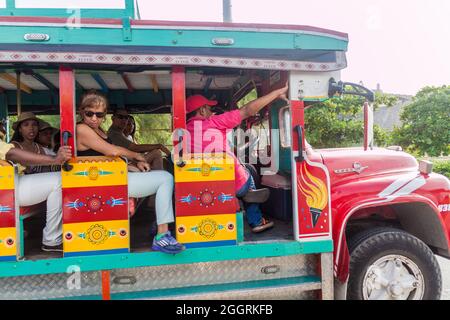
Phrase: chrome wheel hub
[{"left": 362, "top": 255, "right": 424, "bottom": 300}]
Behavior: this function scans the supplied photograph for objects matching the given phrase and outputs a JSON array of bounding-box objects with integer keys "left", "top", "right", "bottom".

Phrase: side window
[
  {"left": 252, "top": 118, "right": 270, "bottom": 155},
  {"left": 279, "top": 106, "right": 291, "bottom": 148}
]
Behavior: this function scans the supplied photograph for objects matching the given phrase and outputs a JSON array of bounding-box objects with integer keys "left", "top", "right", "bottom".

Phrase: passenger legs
[{"left": 17, "top": 172, "right": 62, "bottom": 246}]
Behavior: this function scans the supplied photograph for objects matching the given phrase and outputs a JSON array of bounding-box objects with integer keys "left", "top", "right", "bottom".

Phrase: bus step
[{"left": 112, "top": 276, "right": 322, "bottom": 300}]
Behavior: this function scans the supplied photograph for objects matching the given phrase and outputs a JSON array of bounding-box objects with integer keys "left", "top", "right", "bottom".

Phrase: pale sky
[{"left": 3, "top": 0, "right": 450, "bottom": 95}]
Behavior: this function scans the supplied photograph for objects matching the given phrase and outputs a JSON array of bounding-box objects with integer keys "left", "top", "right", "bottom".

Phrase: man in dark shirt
[{"left": 107, "top": 109, "right": 170, "bottom": 170}]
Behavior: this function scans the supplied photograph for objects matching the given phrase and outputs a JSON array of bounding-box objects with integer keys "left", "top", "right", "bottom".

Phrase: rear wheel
[{"left": 347, "top": 227, "right": 442, "bottom": 300}]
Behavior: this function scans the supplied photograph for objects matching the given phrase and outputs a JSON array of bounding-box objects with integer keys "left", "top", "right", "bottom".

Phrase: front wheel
[{"left": 347, "top": 227, "right": 442, "bottom": 300}]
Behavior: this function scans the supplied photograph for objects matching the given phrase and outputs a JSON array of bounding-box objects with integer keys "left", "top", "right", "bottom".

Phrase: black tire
[{"left": 347, "top": 227, "right": 442, "bottom": 300}]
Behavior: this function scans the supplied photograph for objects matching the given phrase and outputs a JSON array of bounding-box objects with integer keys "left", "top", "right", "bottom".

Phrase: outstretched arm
[
  {"left": 239, "top": 83, "right": 289, "bottom": 120},
  {"left": 6, "top": 146, "right": 72, "bottom": 166},
  {"left": 128, "top": 143, "right": 171, "bottom": 156},
  {"left": 77, "top": 124, "right": 145, "bottom": 162}
]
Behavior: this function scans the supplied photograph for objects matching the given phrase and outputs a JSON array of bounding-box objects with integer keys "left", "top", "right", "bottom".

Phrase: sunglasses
[
  {"left": 84, "top": 111, "right": 106, "bottom": 118},
  {"left": 115, "top": 114, "right": 129, "bottom": 120}
]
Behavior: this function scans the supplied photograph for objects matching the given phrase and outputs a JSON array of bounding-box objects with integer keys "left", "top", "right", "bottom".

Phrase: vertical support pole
[
  {"left": 6, "top": 0, "right": 15, "bottom": 10},
  {"left": 124, "top": 0, "right": 136, "bottom": 19},
  {"left": 320, "top": 252, "right": 334, "bottom": 300},
  {"left": 0, "top": 93, "right": 7, "bottom": 141},
  {"left": 223, "top": 0, "right": 232, "bottom": 23},
  {"left": 172, "top": 66, "right": 186, "bottom": 131},
  {"left": 172, "top": 66, "right": 186, "bottom": 229},
  {"left": 363, "top": 101, "right": 374, "bottom": 151},
  {"left": 101, "top": 270, "right": 111, "bottom": 300},
  {"left": 290, "top": 99, "right": 304, "bottom": 241},
  {"left": 16, "top": 71, "right": 21, "bottom": 116},
  {"left": 59, "top": 66, "right": 76, "bottom": 154}
]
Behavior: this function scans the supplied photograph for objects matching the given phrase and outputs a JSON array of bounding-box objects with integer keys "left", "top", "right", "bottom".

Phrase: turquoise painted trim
[
  {"left": 54, "top": 295, "right": 102, "bottom": 301},
  {"left": 236, "top": 211, "right": 244, "bottom": 243},
  {"left": 185, "top": 240, "right": 237, "bottom": 249},
  {"left": 0, "top": 240, "right": 333, "bottom": 278},
  {"left": 19, "top": 216, "right": 24, "bottom": 258},
  {"left": 64, "top": 248, "right": 129, "bottom": 257},
  {"left": 110, "top": 276, "right": 321, "bottom": 300},
  {"left": 0, "top": 26, "right": 348, "bottom": 51},
  {"left": 0, "top": 9, "right": 129, "bottom": 19},
  {"left": 270, "top": 101, "right": 292, "bottom": 174},
  {"left": 1, "top": 0, "right": 135, "bottom": 19}
]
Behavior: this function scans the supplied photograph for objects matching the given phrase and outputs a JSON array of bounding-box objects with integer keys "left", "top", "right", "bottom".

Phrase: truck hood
[{"left": 316, "top": 147, "right": 419, "bottom": 182}]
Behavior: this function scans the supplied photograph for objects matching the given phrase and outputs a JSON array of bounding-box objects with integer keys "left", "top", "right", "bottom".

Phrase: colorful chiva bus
[{"left": 0, "top": 1, "right": 448, "bottom": 300}]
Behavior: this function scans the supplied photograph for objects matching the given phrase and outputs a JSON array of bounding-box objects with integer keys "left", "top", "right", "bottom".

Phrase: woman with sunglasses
[{"left": 76, "top": 91, "right": 185, "bottom": 254}]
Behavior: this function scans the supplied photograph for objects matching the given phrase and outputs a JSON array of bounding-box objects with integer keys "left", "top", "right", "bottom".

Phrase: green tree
[
  {"left": 305, "top": 92, "right": 397, "bottom": 148},
  {"left": 391, "top": 86, "right": 450, "bottom": 157}
]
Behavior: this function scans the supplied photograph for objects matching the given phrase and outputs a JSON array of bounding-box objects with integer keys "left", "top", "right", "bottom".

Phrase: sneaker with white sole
[
  {"left": 151, "top": 232, "right": 185, "bottom": 254},
  {"left": 41, "top": 244, "right": 63, "bottom": 252}
]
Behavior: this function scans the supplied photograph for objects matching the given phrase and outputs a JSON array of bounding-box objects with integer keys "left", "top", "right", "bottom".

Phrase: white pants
[
  {"left": 128, "top": 170, "right": 174, "bottom": 225},
  {"left": 17, "top": 172, "right": 62, "bottom": 246}
]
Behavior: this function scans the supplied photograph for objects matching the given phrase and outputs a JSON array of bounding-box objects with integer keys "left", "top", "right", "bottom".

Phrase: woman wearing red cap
[{"left": 185, "top": 84, "right": 289, "bottom": 233}]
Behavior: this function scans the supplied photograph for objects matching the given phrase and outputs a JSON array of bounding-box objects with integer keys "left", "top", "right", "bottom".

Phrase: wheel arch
[{"left": 335, "top": 200, "right": 450, "bottom": 283}]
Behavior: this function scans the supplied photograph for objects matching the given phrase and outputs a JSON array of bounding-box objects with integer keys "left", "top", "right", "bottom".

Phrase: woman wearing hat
[
  {"left": 37, "top": 120, "right": 59, "bottom": 154},
  {"left": 2, "top": 127, "right": 72, "bottom": 252},
  {"left": 10, "top": 112, "right": 59, "bottom": 174}
]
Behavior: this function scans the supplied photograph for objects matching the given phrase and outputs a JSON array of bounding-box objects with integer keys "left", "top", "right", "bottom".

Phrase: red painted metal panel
[
  {"left": 172, "top": 66, "right": 186, "bottom": 131},
  {"left": 101, "top": 270, "right": 111, "bottom": 300},
  {"left": 63, "top": 185, "right": 128, "bottom": 224},
  {"left": 296, "top": 162, "right": 331, "bottom": 238},
  {"left": 175, "top": 180, "right": 238, "bottom": 217},
  {"left": 0, "top": 189, "right": 15, "bottom": 228},
  {"left": 290, "top": 100, "right": 304, "bottom": 153},
  {"left": 59, "top": 67, "right": 75, "bottom": 154}
]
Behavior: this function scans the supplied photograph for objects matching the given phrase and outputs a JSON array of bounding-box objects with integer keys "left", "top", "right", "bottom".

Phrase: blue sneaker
[{"left": 152, "top": 232, "right": 185, "bottom": 254}]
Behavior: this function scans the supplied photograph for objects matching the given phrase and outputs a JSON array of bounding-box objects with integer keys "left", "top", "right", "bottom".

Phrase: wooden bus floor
[{"left": 20, "top": 208, "right": 294, "bottom": 261}]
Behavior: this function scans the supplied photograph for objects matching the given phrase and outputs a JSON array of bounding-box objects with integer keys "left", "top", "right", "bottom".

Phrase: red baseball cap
[{"left": 186, "top": 95, "right": 218, "bottom": 113}]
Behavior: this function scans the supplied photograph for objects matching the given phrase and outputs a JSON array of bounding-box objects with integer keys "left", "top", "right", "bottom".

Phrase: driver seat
[{"left": 239, "top": 164, "right": 270, "bottom": 204}]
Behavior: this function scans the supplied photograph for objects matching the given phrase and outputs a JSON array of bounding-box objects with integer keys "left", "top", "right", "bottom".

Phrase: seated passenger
[
  {"left": 76, "top": 91, "right": 184, "bottom": 254},
  {"left": 0, "top": 119, "right": 6, "bottom": 142},
  {"left": 0, "top": 139, "right": 72, "bottom": 252},
  {"left": 185, "top": 84, "right": 288, "bottom": 233},
  {"left": 10, "top": 113, "right": 60, "bottom": 174},
  {"left": 107, "top": 109, "right": 170, "bottom": 170},
  {"left": 37, "top": 120, "right": 59, "bottom": 155},
  {"left": 124, "top": 115, "right": 137, "bottom": 143}
]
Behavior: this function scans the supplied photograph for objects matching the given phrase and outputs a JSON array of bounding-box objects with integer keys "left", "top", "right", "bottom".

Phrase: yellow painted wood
[
  {"left": 176, "top": 213, "right": 237, "bottom": 244},
  {"left": 174, "top": 153, "right": 235, "bottom": 183},
  {"left": 62, "top": 156, "right": 127, "bottom": 188},
  {"left": 0, "top": 73, "right": 32, "bottom": 94},
  {"left": 0, "top": 227, "right": 16, "bottom": 257},
  {"left": 63, "top": 220, "right": 129, "bottom": 253},
  {"left": 0, "top": 162, "right": 14, "bottom": 191}
]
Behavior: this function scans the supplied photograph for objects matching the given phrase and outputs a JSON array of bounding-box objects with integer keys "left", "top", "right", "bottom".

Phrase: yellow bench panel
[
  {"left": 0, "top": 161, "right": 14, "bottom": 191},
  {"left": 0, "top": 227, "right": 16, "bottom": 258},
  {"left": 63, "top": 220, "right": 129, "bottom": 254},
  {"left": 174, "top": 153, "right": 235, "bottom": 183},
  {"left": 176, "top": 213, "right": 237, "bottom": 245},
  {"left": 62, "top": 157, "right": 127, "bottom": 188}
]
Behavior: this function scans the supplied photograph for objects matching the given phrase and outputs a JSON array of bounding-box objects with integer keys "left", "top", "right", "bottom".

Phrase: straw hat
[
  {"left": 38, "top": 120, "right": 58, "bottom": 133},
  {"left": 12, "top": 112, "right": 39, "bottom": 131}
]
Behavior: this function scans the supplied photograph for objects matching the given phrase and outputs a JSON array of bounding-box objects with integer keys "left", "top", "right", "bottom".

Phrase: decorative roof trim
[{"left": 0, "top": 51, "right": 347, "bottom": 72}]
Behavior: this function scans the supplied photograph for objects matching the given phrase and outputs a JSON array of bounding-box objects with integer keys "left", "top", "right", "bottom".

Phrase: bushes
[{"left": 432, "top": 160, "right": 450, "bottom": 179}]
